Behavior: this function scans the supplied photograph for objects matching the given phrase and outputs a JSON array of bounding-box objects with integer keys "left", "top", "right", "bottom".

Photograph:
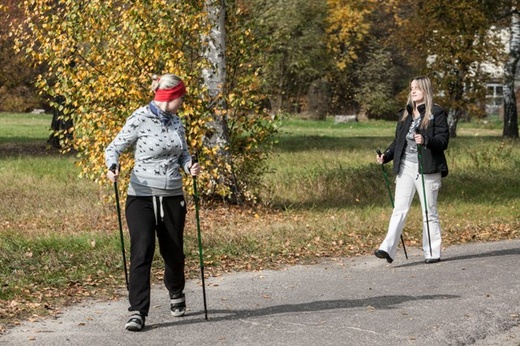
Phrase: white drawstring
[
  {"left": 159, "top": 196, "right": 164, "bottom": 221},
  {"left": 153, "top": 196, "right": 165, "bottom": 225}
]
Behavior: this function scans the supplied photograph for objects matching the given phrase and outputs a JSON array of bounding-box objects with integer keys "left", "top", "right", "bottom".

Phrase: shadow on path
[{"left": 148, "top": 294, "right": 459, "bottom": 330}]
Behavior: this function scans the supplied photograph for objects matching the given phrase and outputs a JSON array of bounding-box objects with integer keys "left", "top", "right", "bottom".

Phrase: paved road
[{"left": 1, "top": 240, "right": 519, "bottom": 346}]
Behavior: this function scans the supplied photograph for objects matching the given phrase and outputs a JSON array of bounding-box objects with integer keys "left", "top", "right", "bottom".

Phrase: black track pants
[{"left": 125, "top": 195, "right": 186, "bottom": 316}]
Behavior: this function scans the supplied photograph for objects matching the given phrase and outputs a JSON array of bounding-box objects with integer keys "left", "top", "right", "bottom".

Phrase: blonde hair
[
  {"left": 402, "top": 76, "right": 434, "bottom": 129},
  {"left": 151, "top": 74, "right": 183, "bottom": 92}
]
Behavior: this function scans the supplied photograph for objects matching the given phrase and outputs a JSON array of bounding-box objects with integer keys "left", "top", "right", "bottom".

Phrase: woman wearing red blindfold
[{"left": 105, "top": 73, "right": 200, "bottom": 331}]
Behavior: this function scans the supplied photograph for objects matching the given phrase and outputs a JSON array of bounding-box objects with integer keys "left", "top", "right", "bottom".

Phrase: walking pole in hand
[
  {"left": 415, "top": 130, "right": 433, "bottom": 257},
  {"left": 110, "top": 164, "right": 129, "bottom": 290},
  {"left": 191, "top": 158, "right": 208, "bottom": 320},
  {"left": 376, "top": 149, "right": 408, "bottom": 259}
]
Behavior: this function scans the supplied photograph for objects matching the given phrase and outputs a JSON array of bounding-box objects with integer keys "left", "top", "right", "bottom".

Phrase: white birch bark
[
  {"left": 203, "top": 0, "right": 226, "bottom": 103},
  {"left": 202, "top": 0, "right": 241, "bottom": 201},
  {"left": 203, "top": 0, "right": 228, "bottom": 144}
]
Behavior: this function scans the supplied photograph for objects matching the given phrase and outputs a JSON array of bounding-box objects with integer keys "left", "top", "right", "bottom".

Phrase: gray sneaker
[
  {"left": 125, "top": 313, "right": 145, "bottom": 331},
  {"left": 170, "top": 292, "right": 186, "bottom": 317}
]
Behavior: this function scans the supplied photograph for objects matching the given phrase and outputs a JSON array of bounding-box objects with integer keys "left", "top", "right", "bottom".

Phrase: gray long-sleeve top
[{"left": 105, "top": 104, "right": 192, "bottom": 196}]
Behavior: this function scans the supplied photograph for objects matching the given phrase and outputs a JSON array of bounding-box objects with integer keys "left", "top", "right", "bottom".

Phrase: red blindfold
[{"left": 154, "top": 81, "right": 186, "bottom": 102}]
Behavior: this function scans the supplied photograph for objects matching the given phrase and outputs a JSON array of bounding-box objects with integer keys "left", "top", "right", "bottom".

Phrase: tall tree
[
  {"left": 325, "top": 0, "right": 405, "bottom": 116},
  {"left": 353, "top": 40, "right": 400, "bottom": 120},
  {"left": 392, "top": 0, "right": 506, "bottom": 137},
  {"left": 503, "top": 7, "right": 520, "bottom": 138},
  {"left": 246, "top": 0, "right": 330, "bottom": 114},
  {"left": 202, "top": 0, "right": 242, "bottom": 203}
]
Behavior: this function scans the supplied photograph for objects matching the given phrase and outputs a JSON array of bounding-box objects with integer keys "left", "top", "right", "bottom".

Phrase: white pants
[{"left": 379, "top": 160, "right": 442, "bottom": 260}]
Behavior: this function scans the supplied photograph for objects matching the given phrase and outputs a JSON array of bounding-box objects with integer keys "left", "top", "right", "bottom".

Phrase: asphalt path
[{"left": 1, "top": 239, "right": 519, "bottom": 346}]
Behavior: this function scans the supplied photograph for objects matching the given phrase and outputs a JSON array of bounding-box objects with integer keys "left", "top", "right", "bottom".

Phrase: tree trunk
[
  {"left": 503, "top": 9, "right": 520, "bottom": 139},
  {"left": 202, "top": 0, "right": 242, "bottom": 203},
  {"left": 447, "top": 108, "right": 459, "bottom": 138},
  {"left": 446, "top": 69, "right": 466, "bottom": 138},
  {"left": 269, "top": 95, "right": 282, "bottom": 115},
  {"left": 48, "top": 95, "right": 73, "bottom": 148}
]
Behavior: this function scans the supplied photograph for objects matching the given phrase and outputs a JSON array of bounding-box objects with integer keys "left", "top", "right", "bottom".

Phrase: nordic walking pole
[
  {"left": 376, "top": 149, "right": 408, "bottom": 259},
  {"left": 415, "top": 131, "right": 433, "bottom": 257},
  {"left": 110, "top": 164, "right": 129, "bottom": 290},
  {"left": 192, "top": 158, "right": 208, "bottom": 320}
]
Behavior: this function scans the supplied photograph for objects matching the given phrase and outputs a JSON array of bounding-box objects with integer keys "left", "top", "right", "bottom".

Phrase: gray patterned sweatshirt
[{"left": 105, "top": 104, "right": 192, "bottom": 196}]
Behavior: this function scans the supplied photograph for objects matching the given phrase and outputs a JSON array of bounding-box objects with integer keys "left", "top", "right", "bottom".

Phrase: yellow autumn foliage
[
  {"left": 14, "top": 0, "right": 277, "bottom": 202},
  {"left": 325, "top": 0, "right": 377, "bottom": 70}
]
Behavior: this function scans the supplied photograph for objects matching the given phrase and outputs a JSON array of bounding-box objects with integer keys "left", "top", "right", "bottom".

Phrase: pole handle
[{"left": 376, "top": 149, "right": 385, "bottom": 164}]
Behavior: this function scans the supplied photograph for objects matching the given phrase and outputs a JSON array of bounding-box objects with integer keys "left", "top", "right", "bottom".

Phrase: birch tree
[
  {"left": 202, "top": 0, "right": 240, "bottom": 202},
  {"left": 202, "top": 0, "right": 227, "bottom": 143}
]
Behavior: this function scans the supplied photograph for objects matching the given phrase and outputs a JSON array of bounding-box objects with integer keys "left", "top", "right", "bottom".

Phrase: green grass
[
  {"left": 263, "top": 117, "right": 519, "bottom": 208},
  {"left": 261, "top": 117, "right": 518, "bottom": 247},
  {"left": 0, "top": 112, "right": 519, "bottom": 329},
  {"left": 0, "top": 112, "right": 52, "bottom": 143}
]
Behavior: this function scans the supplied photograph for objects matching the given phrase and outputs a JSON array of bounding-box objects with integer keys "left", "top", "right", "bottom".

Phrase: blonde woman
[
  {"left": 375, "top": 76, "right": 449, "bottom": 264},
  {"left": 106, "top": 74, "right": 200, "bottom": 331}
]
